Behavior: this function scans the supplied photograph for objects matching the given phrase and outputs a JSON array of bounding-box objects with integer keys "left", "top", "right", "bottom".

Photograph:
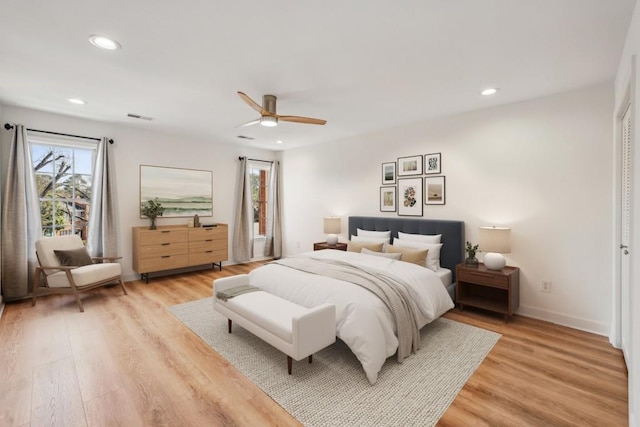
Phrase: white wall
[
  {"left": 0, "top": 106, "right": 278, "bottom": 282},
  {"left": 615, "top": 2, "right": 640, "bottom": 425},
  {"left": 282, "top": 83, "right": 614, "bottom": 335}
]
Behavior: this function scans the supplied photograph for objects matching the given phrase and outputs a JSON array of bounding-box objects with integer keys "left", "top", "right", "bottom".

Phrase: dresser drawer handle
[
  {"left": 161, "top": 230, "right": 170, "bottom": 233},
  {"left": 161, "top": 255, "right": 170, "bottom": 258},
  {"left": 205, "top": 239, "right": 213, "bottom": 242},
  {"left": 205, "top": 250, "right": 213, "bottom": 253},
  {"left": 161, "top": 243, "right": 171, "bottom": 246}
]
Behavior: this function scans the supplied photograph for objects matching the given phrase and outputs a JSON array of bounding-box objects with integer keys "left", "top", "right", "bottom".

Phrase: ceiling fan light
[{"left": 260, "top": 116, "right": 278, "bottom": 127}]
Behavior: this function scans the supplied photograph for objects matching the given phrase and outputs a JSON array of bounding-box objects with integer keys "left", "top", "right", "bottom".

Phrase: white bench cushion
[{"left": 223, "top": 291, "right": 309, "bottom": 342}]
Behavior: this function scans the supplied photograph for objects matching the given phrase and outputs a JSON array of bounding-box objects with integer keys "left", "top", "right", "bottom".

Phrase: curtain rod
[
  {"left": 238, "top": 156, "right": 273, "bottom": 164},
  {"left": 3, "top": 123, "right": 114, "bottom": 144}
]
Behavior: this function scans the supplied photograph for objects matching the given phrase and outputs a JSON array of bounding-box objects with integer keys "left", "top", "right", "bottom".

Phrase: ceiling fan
[{"left": 237, "top": 91, "right": 327, "bottom": 127}]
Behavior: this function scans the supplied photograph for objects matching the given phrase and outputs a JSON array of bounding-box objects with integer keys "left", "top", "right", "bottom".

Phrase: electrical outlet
[{"left": 541, "top": 281, "right": 552, "bottom": 293}]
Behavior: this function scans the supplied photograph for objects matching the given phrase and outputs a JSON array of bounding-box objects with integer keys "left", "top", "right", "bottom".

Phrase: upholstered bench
[{"left": 213, "top": 274, "right": 336, "bottom": 374}]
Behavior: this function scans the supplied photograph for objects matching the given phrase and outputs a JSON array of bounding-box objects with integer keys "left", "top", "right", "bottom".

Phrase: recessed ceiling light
[
  {"left": 276, "top": 140, "right": 283, "bottom": 144},
  {"left": 67, "top": 98, "right": 87, "bottom": 105},
  {"left": 481, "top": 88, "right": 499, "bottom": 96},
  {"left": 88, "top": 35, "right": 121, "bottom": 50}
]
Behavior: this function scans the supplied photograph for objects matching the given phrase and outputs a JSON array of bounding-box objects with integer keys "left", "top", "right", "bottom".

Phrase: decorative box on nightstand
[
  {"left": 313, "top": 242, "right": 348, "bottom": 251},
  {"left": 456, "top": 263, "right": 520, "bottom": 322}
]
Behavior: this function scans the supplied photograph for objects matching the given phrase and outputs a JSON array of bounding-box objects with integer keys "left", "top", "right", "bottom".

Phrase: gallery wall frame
[
  {"left": 397, "top": 155, "right": 423, "bottom": 176},
  {"left": 382, "top": 162, "right": 396, "bottom": 185},
  {"left": 425, "top": 176, "right": 446, "bottom": 205},
  {"left": 424, "top": 152, "right": 442, "bottom": 175},
  {"left": 140, "top": 165, "right": 213, "bottom": 218},
  {"left": 398, "top": 177, "right": 423, "bottom": 216},
  {"left": 380, "top": 186, "right": 397, "bottom": 212}
]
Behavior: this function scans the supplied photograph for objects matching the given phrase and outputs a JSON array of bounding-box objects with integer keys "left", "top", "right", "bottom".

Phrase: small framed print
[
  {"left": 424, "top": 152, "right": 441, "bottom": 175},
  {"left": 382, "top": 162, "right": 396, "bottom": 185},
  {"left": 425, "top": 176, "right": 446, "bottom": 205},
  {"left": 398, "top": 177, "right": 423, "bottom": 216},
  {"left": 397, "top": 155, "right": 423, "bottom": 176},
  {"left": 380, "top": 186, "right": 397, "bottom": 212}
]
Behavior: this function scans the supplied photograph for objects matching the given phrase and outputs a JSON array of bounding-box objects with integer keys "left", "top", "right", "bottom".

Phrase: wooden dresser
[{"left": 132, "top": 224, "right": 228, "bottom": 282}]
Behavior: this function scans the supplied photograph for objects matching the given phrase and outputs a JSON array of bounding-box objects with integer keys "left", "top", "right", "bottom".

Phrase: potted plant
[
  {"left": 465, "top": 241, "right": 479, "bottom": 268},
  {"left": 142, "top": 198, "right": 165, "bottom": 230}
]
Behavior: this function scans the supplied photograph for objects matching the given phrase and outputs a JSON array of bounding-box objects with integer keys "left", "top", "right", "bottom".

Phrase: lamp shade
[
  {"left": 323, "top": 217, "right": 341, "bottom": 234},
  {"left": 478, "top": 226, "right": 511, "bottom": 253}
]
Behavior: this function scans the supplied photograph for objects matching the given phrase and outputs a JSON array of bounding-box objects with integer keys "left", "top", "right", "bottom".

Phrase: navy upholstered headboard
[{"left": 348, "top": 216, "right": 465, "bottom": 282}]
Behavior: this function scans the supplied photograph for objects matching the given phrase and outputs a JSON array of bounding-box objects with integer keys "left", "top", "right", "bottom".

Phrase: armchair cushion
[
  {"left": 54, "top": 247, "right": 93, "bottom": 266},
  {"left": 46, "top": 263, "right": 122, "bottom": 288}
]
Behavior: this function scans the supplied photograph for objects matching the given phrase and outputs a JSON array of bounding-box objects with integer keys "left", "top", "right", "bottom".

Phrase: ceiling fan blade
[
  {"left": 237, "top": 91, "right": 264, "bottom": 114},
  {"left": 236, "top": 118, "right": 260, "bottom": 127},
  {"left": 278, "top": 115, "right": 327, "bottom": 125}
]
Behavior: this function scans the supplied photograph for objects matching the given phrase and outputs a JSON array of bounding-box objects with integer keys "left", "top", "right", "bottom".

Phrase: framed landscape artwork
[
  {"left": 424, "top": 152, "right": 441, "bottom": 174},
  {"left": 380, "top": 186, "right": 397, "bottom": 212},
  {"left": 140, "top": 165, "right": 213, "bottom": 218},
  {"left": 382, "top": 162, "right": 396, "bottom": 185},
  {"left": 425, "top": 176, "right": 446, "bottom": 205},
  {"left": 397, "top": 155, "right": 423, "bottom": 176},
  {"left": 398, "top": 177, "right": 423, "bottom": 216}
]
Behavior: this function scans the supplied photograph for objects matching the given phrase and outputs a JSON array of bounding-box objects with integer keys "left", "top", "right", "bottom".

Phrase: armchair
[{"left": 33, "top": 235, "right": 127, "bottom": 312}]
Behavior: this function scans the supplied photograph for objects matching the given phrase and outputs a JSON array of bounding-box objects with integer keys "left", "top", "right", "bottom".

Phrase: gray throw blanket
[
  {"left": 273, "top": 257, "right": 420, "bottom": 362},
  {"left": 216, "top": 284, "right": 260, "bottom": 301}
]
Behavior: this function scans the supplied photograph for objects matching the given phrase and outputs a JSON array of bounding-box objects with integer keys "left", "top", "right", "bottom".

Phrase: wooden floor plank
[
  {"left": 31, "top": 357, "right": 87, "bottom": 426},
  {"left": 0, "top": 262, "right": 628, "bottom": 426}
]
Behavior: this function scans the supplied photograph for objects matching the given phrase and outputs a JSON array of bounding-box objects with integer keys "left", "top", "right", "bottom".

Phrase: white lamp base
[
  {"left": 326, "top": 234, "right": 338, "bottom": 246},
  {"left": 484, "top": 252, "right": 506, "bottom": 270}
]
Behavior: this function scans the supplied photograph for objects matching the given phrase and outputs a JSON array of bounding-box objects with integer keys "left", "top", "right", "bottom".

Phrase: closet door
[{"left": 620, "top": 102, "right": 632, "bottom": 364}]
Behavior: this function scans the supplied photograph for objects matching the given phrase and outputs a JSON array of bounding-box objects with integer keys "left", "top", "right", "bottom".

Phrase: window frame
[{"left": 29, "top": 134, "right": 98, "bottom": 239}]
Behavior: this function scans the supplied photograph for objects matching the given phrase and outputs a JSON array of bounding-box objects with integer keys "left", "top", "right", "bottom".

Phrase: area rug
[{"left": 169, "top": 297, "right": 500, "bottom": 427}]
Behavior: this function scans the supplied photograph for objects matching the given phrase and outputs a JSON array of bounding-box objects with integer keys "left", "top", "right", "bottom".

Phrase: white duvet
[{"left": 249, "top": 249, "right": 454, "bottom": 384}]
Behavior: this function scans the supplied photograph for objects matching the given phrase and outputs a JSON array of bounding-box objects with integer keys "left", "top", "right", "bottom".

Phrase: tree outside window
[
  {"left": 249, "top": 164, "right": 269, "bottom": 236},
  {"left": 31, "top": 142, "right": 95, "bottom": 240}
]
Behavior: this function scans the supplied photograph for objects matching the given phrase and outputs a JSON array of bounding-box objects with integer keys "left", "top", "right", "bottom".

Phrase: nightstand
[
  {"left": 456, "top": 263, "right": 520, "bottom": 322},
  {"left": 313, "top": 242, "right": 348, "bottom": 251}
]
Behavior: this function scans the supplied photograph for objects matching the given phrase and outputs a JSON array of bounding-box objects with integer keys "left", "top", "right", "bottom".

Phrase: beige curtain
[
  {"left": 264, "top": 161, "right": 282, "bottom": 258},
  {"left": 232, "top": 157, "right": 253, "bottom": 262},
  {"left": 87, "top": 137, "right": 118, "bottom": 257},
  {"left": 1, "top": 125, "right": 42, "bottom": 300}
]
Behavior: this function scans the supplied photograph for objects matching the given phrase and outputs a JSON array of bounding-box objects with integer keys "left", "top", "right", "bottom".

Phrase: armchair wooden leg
[
  {"left": 32, "top": 267, "right": 41, "bottom": 307},
  {"left": 287, "top": 356, "right": 292, "bottom": 375},
  {"left": 119, "top": 278, "right": 128, "bottom": 295},
  {"left": 74, "top": 291, "right": 84, "bottom": 312},
  {"left": 308, "top": 355, "right": 313, "bottom": 364}
]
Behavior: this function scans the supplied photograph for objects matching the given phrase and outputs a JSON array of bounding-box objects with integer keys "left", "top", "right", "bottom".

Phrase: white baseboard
[{"left": 518, "top": 304, "right": 610, "bottom": 336}]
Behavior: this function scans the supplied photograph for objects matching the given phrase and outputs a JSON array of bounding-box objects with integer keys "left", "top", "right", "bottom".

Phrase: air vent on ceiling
[
  {"left": 127, "top": 113, "right": 153, "bottom": 121},
  {"left": 237, "top": 135, "right": 255, "bottom": 140}
]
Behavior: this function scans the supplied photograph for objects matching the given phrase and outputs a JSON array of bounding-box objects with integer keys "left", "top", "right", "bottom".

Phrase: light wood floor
[{"left": 0, "top": 262, "right": 628, "bottom": 426}]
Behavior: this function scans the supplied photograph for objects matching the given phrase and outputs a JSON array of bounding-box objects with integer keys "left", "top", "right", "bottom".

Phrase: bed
[{"left": 249, "top": 216, "right": 465, "bottom": 384}]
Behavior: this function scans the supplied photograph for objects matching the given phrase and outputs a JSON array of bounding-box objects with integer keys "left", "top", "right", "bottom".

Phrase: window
[
  {"left": 249, "top": 162, "right": 269, "bottom": 236},
  {"left": 30, "top": 137, "right": 97, "bottom": 239}
]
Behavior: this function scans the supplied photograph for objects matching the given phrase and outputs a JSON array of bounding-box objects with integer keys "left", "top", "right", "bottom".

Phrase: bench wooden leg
[
  {"left": 228, "top": 319, "right": 232, "bottom": 333},
  {"left": 287, "top": 356, "right": 292, "bottom": 375},
  {"left": 308, "top": 355, "right": 312, "bottom": 364}
]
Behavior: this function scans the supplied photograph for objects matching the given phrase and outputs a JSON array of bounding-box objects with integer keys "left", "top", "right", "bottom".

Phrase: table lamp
[
  {"left": 478, "top": 226, "right": 511, "bottom": 270},
  {"left": 323, "top": 217, "right": 341, "bottom": 246}
]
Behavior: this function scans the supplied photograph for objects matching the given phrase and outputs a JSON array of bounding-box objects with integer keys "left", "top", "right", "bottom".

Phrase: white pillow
[
  {"left": 357, "top": 228, "right": 391, "bottom": 239},
  {"left": 351, "top": 234, "right": 391, "bottom": 244},
  {"left": 397, "top": 231, "right": 442, "bottom": 244},
  {"left": 392, "top": 238, "right": 442, "bottom": 272},
  {"left": 361, "top": 247, "right": 402, "bottom": 260}
]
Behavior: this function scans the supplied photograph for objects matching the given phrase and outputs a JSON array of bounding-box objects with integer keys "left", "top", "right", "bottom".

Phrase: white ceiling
[{"left": 0, "top": 0, "right": 635, "bottom": 150}]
